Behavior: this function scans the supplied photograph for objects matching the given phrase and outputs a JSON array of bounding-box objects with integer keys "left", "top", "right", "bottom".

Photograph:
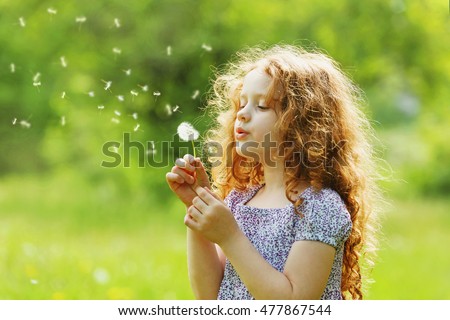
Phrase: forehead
[{"left": 240, "top": 68, "right": 273, "bottom": 97}]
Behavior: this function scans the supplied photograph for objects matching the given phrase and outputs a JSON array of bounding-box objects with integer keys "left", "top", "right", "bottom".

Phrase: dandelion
[
  {"left": 139, "top": 84, "right": 148, "bottom": 92},
  {"left": 201, "top": 43, "right": 212, "bottom": 52},
  {"left": 166, "top": 46, "right": 172, "bottom": 56},
  {"left": 133, "top": 124, "right": 140, "bottom": 132},
  {"left": 114, "top": 110, "right": 121, "bottom": 116},
  {"left": 114, "top": 18, "right": 121, "bottom": 28},
  {"left": 102, "top": 80, "right": 112, "bottom": 91},
  {"left": 123, "top": 69, "right": 131, "bottom": 76},
  {"left": 47, "top": 8, "right": 57, "bottom": 15},
  {"left": 112, "top": 47, "right": 122, "bottom": 55},
  {"left": 10, "top": 63, "right": 15, "bottom": 73},
  {"left": 12, "top": 118, "right": 17, "bottom": 125},
  {"left": 177, "top": 122, "right": 199, "bottom": 157},
  {"left": 191, "top": 90, "right": 200, "bottom": 99},
  {"left": 116, "top": 95, "right": 124, "bottom": 102},
  {"left": 60, "top": 56, "right": 67, "bottom": 68},
  {"left": 98, "top": 105, "right": 105, "bottom": 110},
  {"left": 88, "top": 91, "right": 95, "bottom": 97},
  {"left": 20, "top": 120, "right": 31, "bottom": 128},
  {"left": 19, "top": 17, "right": 26, "bottom": 27},
  {"left": 61, "top": 116, "right": 66, "bottom": 126},
  {"left": 75, "top": 16, "right": 87, "bottom": 23},
  {"left": 111, "top": 118, "right": 120, "bottom": 124},
  {"left": 61, "top": 91, "right": 66, "bottom": 99}
]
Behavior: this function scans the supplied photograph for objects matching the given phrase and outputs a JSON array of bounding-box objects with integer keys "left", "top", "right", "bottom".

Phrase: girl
[{"left": 166, "top": 45, "right": 380, "bottom": 300}]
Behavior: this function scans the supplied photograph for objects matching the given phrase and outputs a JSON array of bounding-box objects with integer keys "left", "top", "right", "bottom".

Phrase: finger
[
  {"left": 183, "top": 154, "right": 196, "bottom": 171},
  {"left": 166, "top": 172, "right": 184, "bottom": 184},
  {"left": 194, "top": 186, "right": 215, "bottom": 206},
  {"left": 184, "top": 213, "right": 199, "bottom": 230},
  {"left": 187, "top": 205, "right": 203, "bottom": 221},
  {"left": 192, "top": 195, "right": 207, "bottom": 212},
  {"left": 171, "top": 166, "right": 195, "bottom": 184},
  {"left": 193, "top": 159, "right": 211, "bottom": 187},
  {"left": 175, "top": 157, "right": 195, "bottom": 173},
  {"left": 204, "top": 187, "right": 221, "bottom": 201}
]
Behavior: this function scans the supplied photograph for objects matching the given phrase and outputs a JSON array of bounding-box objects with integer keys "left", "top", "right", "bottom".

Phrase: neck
[{"left": 261, "top": 157, "right": 286, "bottom": 193}]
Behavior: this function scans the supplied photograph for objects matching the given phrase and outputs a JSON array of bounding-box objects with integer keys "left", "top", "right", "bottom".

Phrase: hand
[
  {"left": 166, "top": 154, "right": 211, "bottom": 207},
  {"left": 185, "top": 186, "right": 240, "bottom": 246}
]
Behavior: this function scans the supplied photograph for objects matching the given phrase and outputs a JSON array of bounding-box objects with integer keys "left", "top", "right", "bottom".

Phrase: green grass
[{"left": 0, "top": 173, "right": 449, "bottom": 299}]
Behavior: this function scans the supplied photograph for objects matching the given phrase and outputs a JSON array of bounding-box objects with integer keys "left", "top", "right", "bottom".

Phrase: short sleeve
[
  {"left": 224, "top": 189, "right": 239, "bottom": 212},
  {"left": 294, "top": 189, "right": 352, "bottom": 249}
]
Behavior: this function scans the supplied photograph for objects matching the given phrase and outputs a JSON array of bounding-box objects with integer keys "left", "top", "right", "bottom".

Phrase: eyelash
[{"left": 239, "top": 105, "right": 269, "bottom": 110}]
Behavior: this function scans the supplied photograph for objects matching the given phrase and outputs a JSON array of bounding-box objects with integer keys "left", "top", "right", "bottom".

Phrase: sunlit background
[{"left": 0, "top": 0, "right": 449, "bottom": 299}]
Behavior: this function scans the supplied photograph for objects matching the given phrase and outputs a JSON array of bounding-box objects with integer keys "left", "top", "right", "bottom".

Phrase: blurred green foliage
[{"left": 0, "top": 0, "right": 449, "bottom": 299}]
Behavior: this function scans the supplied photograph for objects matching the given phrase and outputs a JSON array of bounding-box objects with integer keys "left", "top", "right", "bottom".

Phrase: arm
[{"left": 186, "top": 186, "right": 335, "bottom": 300}]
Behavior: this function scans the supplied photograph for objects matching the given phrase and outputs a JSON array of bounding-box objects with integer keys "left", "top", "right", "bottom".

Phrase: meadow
[{"left": 1, "top": 173, "right": 449, "bottom": 300}]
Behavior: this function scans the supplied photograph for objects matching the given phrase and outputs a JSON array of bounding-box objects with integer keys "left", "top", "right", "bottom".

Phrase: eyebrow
[{"left": 239, "top": 92, "right": 267, "bottom": 99}]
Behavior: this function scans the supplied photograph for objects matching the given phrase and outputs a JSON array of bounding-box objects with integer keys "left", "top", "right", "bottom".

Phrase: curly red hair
[{"left": 204, "top": 45, "right": 381, "bottom": 299}]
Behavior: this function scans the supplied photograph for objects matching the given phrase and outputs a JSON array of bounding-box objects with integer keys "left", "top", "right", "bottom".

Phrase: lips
[{"left": 235, "top": 127, "right": 249, "bottom": 140}]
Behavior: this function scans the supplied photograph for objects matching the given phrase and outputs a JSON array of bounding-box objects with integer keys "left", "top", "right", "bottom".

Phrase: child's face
[{"left": 235, "top": 68, "right": 280, "bottom": 164}]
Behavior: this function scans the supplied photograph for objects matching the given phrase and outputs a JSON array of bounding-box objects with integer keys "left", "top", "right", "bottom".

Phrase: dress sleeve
[
  {"left": 294, "top": 189, "right": 352, "bottom": 249},
  {"left": 224, "top": 189, "right": 238, "bottom": 212}
]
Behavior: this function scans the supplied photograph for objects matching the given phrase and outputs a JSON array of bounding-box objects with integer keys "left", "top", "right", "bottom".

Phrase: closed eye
[{"left": 257, "top": 105, "right": 270, "bottom": 110}]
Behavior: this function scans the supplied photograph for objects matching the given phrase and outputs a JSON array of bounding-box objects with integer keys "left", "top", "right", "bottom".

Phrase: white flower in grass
[{"left": 177, "top": 122, "right": 199, "bottom": 157}]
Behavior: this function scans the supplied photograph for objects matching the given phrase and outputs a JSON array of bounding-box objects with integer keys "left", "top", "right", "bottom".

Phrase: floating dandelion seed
[
  {"left": 139, "top": 84, "right": 148, "bottom": 92},
  {"left": 134, "top": 124, "right": 140, "bottom": 132},
  {"left": 75, "top": 16, "right": 87, "bottom": 23},
  {"left": 191, "top": 90, "right": 200, "bottom": 99},
  {"left": 114, "top": 18, "right": 121, "bottom": 28},
  {"left": 10, "top": 63, "right": 15, "bottom": 73},
  {"left": 61, "top": 91, "right": 66, "bottom": 99},
  {"left": 114, "top": 110, "right": 121, "bottom": 116},
  {"left": 12, "top": 118, "right": 17, "bottom": 125},
  {"left": 47, "top": 8, "right": 57, "bottom": 15},
  {"left": 112, "top": 47, "right": 122, "bottom": 55},
  {"left": 98, "top": 105, "right": 105, "bottom": 110},
  {"left": 173, "top": 105, "right": 181, "bottom": 113},
  {"left": 88, "top": 91, "right": 95, "bottom": 97},
  {"left": 130, "top": 90, "right": 138, "bottom": 97},
  {"left": 132, "top": 112, "right": 138, "bottom": 120},
  {"left": 33, "top": 72, "right": 41, "bottom": 82},
  {"left": 33, "top": 81, "right": 41, "bottom": 88},
  {"left": 116, "top": 95, "right": 124, "bottom": 102},
  {"left": 167, "top": 46, "right": 172, "bottom": 56},
  {"left": 147, "top": 141, "right": 156, "bottom": 154},
  {"left": 102, "top": 80, "right": 112, "bottom": 91},
  {"left": 20, "top": 120, "right": 31, "bottom": 128},
  {"left": 60, "top": 56, "right": 67, "bottom": 68},
  {"left": 112, "top": 146, "right": 119, "bottom": 152},
  {"left": 165, "top": 104, "right": 172, "bottom": 116},
  {"left": 123, "top": 69, "right": 131, "bottom": 76},
  {"left": 61, "top": 116, "right": 66, "bottom": 126},
  {"left": 177, "top": 122, "right": 199, "bottom": 157},
  {"left": 111, "top": 118, "right": 120, "bottom": 124},
  {"left": 19, "top": 17, "right": 26, "bottom": 27},
  {"left": 93, "top": 268, "right": 110, "bottom": 285},
  {"left": 153, "top": 91, "right": 161, "bottom": 97},
  {"left": 30, "top": 279, "right": 39, "bottom": 285},
  {"left": 201, "top": 43, "right": 212, "bottom": 52}
]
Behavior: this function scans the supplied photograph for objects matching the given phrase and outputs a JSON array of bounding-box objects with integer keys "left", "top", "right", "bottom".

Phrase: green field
[{"left": 1, "top": 174, "right": 448, "bottom": 299}]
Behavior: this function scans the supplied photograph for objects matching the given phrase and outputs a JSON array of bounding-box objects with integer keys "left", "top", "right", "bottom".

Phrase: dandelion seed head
[
  {"left": 117, "top": 95, "right": 124, "bottom": 102},
  {"left": 177, "top": 122, "right": 199, "bottom": 141},
  {"left": 19, "top": 17, "right": 26, "bottom": 27},
  {"left": 20, "top": 120, "right": 31, "bottom": 128},
  {"left": 133, "top": 124, "right": 140, "bottom": 132},
  {"left": 10, "top": 63, "right": 15, "bottom": 73},
  {"left": 191, "top": 90, "right": 200, "bottom": 99},
  {"left": 167, "top": 46, "right": 172, "bottom": 56},
  {"left": 114, "top": 18, "right": 121, "bottom": 28},
  {"left": 75, "top": 16, "right": 87, "bottom": 23},
  {"left": 88, "top": 91, "right": 95, "bottom": 97},
  {"left": 60, "top": 56, "right": 67, "bottom": 68},
  {"left": 201, "top": 43, "right": 212, "bottom": 52},
  {"left": 47, "top": 8, "right": 57, "bottom": 15},
  {"left": 102, "top": 80, "right": 112, "bottom": 90},
  {"left": 111, "top": 118, "right": 120, "bottom": 124}
]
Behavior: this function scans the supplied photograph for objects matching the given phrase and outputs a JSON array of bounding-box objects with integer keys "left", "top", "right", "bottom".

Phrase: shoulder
[
  {"left": 224, "top": 185, "right": 260, "bottom": 210},
  {"left": 295, "top": 187, "right": 352, "bottom": 248}
]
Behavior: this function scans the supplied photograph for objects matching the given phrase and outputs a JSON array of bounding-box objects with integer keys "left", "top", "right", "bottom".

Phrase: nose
[{"left": 237, "top": 104, "right": 250, "bottom": 122}]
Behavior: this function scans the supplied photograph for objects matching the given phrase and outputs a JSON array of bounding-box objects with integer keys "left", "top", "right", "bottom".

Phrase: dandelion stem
[{"left": 191, "top": 141, "right": 196, "bottom": 158}]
